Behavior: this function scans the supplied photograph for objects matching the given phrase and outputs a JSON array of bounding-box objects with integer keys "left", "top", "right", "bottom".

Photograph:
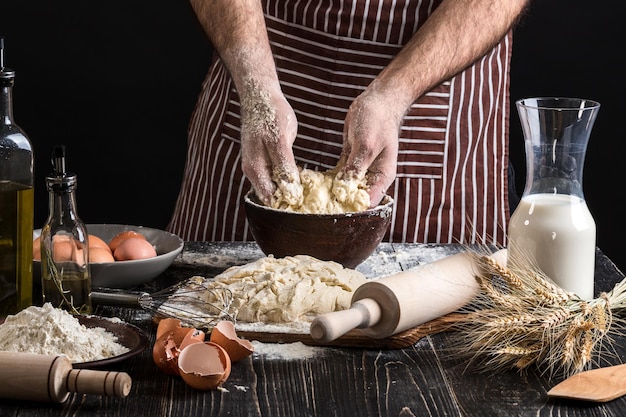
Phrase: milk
[{"left": 508, "top": 193, "right": 596, "bottom": 300}]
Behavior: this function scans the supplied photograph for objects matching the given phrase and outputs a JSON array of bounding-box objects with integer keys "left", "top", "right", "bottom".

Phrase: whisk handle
[{"left": 92, "top": 291, "right": 151, "bottom": 307}]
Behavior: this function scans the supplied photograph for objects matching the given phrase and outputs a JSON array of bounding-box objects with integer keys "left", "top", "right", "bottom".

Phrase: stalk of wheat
[{"left": 449, "top": 247, "right": 626, "bottom": 379}]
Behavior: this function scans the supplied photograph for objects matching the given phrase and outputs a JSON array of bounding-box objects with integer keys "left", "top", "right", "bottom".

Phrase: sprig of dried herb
[{"left": 42, "top": 239, "right": 83, "bottom": 315}]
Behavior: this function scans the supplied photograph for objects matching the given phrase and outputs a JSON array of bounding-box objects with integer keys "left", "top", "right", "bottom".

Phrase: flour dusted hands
[
  {"left": 239, "top": 80, "right": 302, "bottom": 206},
  {"left": 187, "top": 0, "right": 303, "bottom": 207},
  {"left": 338, "top": 88, "right": 404, "bottom": 207}
]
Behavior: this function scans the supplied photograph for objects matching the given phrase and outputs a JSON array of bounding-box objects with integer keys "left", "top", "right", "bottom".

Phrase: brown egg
[
  {"left": 108, "top": 230, "right": 147, "bottom": 252},
  {"left": 88, "top": 234, "right": 111, "bottom": 251},
  {"left": 210, "top": 320, "right": 254, "bottom": 362},
  {"left": 35, "top": 232, "right": 148, "bottom": 263},
  {"left": 113, "top": 237, "right": 157, "bottom": 261},
  {"left": 34, "top": 234, "right": 86, "bottom": 264},
  {"left": 89, "top": 247, "right": 115, "bottom": 263},
  {"left": 51, "top": 235, "right": 77, "bottom": 262},
  {"left": 178, "top": 342, "right": 232, "bottom": 391},
  {"left": 33, "top": 236, "right": 41, "bottom": 260}
]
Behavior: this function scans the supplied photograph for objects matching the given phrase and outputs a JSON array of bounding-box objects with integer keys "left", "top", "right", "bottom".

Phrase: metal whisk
[{"left": 92, "top": 278, "right": 235, "bottom": 329}]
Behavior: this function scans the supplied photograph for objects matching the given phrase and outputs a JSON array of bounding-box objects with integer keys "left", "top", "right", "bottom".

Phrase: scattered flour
[
  {"left": 251, "top": 341, "right": 322, "bottom": 360},
  {"left": 0, "top": 303, "right": 129, "bottom": 363}
]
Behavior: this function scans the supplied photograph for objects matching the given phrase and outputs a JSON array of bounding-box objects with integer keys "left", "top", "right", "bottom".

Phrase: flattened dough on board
[{"left": 203, "top": 255, "right": 367, "bottom": 323}]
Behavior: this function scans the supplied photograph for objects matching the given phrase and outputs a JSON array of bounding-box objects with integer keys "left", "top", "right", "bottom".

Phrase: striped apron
[{"left": 168, "top": 0, "right": 512, "bottom": 246}]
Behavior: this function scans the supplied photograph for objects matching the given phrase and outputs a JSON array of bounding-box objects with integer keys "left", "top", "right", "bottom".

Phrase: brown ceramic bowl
[{"left": 244, "top": 190, "right": 393, "bottom": 269}]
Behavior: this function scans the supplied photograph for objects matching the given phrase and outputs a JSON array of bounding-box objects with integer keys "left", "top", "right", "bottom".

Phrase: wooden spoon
[{"left": 548, "top": 363, "right": 626, "bottom": 402}]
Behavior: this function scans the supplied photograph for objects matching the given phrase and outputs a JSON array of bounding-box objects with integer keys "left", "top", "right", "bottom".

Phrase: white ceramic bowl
[{"left": 34, "top": 224, "right": 184, "bottom": 289}]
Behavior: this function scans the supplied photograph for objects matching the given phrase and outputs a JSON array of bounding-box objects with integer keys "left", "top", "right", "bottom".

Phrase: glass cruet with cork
[
  {"left": 40, "top": 145, "right": 92, "bottom": 314},
  {"left": 0, "top": 37, "right": 34, "bottom": 317}
]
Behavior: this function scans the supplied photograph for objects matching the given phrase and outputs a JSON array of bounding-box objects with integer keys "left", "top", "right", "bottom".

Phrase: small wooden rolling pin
[
  {"left": 310, "top": 249, "right": 507, "bottom": 342},
  {"left": 0, "top": 351, "right": 132, "bottom": 403}
]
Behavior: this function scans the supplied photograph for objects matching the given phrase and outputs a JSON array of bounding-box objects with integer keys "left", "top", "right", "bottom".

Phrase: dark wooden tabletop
[{"left": 2, "top": 242, "right": 626, "bottom": 417}]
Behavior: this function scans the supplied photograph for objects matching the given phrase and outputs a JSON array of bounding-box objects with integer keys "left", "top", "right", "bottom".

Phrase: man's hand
[
  {"left": 338, "top": 89, "right": 403, "bottom": 207},
  {"left": 239, "top": 81, "right": 301, "bottom": 206}
]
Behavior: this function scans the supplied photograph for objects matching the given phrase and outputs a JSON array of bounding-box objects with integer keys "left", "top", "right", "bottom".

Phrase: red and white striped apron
[{"left": 168, "top": 0, "right": 512, "bottom": 245}]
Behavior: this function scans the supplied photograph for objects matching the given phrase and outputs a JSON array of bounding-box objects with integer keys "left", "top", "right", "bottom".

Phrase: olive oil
[
  {"left": 41, "top": 268, "right": 91, "bottom": 315},
  {"left": 0, "top": 183, "right": 34, "bottom": 317}
]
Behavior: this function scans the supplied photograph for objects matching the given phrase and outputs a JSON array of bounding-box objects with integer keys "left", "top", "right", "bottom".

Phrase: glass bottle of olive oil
[
  {"left": 41, "top": 145, "right": 91, "bottom": 315},
  {"left": 0, "top": 37, "right": 34, "bottom": 318}
]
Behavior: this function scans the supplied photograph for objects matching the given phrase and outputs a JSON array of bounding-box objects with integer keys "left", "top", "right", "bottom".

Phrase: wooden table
[{"left": 2, "top": 242, "right": 626, "bottom": 417}]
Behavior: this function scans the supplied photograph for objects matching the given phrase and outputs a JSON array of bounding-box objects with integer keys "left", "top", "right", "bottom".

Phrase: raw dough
[
  {"left": 271, "top": 168, "right": 370, "bottom": 214},
  {"left": 194, "top": 255, "right": 367, "bottom": 324}
]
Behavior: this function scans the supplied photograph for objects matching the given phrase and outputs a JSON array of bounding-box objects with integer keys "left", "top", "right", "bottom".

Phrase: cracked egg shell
[
  {"left": 210, "top": 320, "right": 254, "bottom": 362},
  {"left": 178, "top": 342, "right": 232, "bottom": 391},
  {"left": 153, "top": 327, "right": 205, "bottom": 376},
  {"left": 156, "top": 318, "right": 183, "bottom": 340}
]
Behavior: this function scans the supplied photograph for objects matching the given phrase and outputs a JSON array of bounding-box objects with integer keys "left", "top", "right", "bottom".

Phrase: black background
[{"left": 1, "top": 2, "right": 625, "bottom": 272}]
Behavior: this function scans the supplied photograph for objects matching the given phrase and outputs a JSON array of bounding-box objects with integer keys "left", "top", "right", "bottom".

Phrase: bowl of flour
[{"left": 0, "top": 303, "right": 148, "bottom": 367}]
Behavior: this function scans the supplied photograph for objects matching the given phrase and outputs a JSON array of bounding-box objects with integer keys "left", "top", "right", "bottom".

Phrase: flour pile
[{"left": 0, "top": 303, "right": 129, "bottom": 362}]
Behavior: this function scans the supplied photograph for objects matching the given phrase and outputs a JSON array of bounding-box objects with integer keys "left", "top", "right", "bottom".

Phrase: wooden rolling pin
[
  {"left": 310, "top": 249, "right": 507, "bottom": 342},
  {"left": 0, "top": 351, "right": 132, "bottom": 403}
]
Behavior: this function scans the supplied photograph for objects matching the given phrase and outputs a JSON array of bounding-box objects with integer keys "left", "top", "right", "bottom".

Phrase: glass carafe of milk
[{"left": 508, "top": 97, "right": 600, "bottom": 300}]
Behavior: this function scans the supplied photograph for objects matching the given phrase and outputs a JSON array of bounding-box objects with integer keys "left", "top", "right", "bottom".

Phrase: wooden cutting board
[{"left": 235, "top": 313, "right": 463, "bottom": 350}]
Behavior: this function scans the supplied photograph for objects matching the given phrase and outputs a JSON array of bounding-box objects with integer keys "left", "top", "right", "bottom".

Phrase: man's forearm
[
  {"left": 189, "top": 0, "right": 280, "bottom": 92},
  {"left": 372, "top": 0, "right": 530, "bottom": 110}
]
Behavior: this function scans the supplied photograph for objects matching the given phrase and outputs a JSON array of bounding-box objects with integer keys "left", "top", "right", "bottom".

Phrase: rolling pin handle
[
  {"left": 66, "top": 369, "right": 132, "bottom": 398},
  {"left": 0, "top": 352, "right": 132, "bottom": 403},
  {"left": 310, "top": 298, "right": 382, "bottom": 343}
]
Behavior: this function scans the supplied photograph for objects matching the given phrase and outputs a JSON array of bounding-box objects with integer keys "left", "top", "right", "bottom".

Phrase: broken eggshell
[
  {"left": 210, "top": 320, "right": 254, "bottom": 362},
  {"left": 155, "top": 318, "right": 185, "bottom": 340},
  {"left": 178, "top": 342, "right": 232, "bottom": 390},
  {"left": 153, "top": 326, "right": 205, "bottom": 376}
]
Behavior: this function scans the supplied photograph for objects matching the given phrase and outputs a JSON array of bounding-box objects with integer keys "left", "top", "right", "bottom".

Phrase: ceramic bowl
[
  {"left": 34, "top": 224, "right": 184, "bottom": 289},
  {"left": 244, "top": 191, "right": 393, "bottom": 269}
]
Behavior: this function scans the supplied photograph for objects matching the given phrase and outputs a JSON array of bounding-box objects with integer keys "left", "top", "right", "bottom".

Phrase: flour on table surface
[
  {"left": 358, "top": 244, "right": 463, "bottom": 277},
  {"left": 0, "top": 303, "right": 129, "bottom": 363},
  {"left": 235, "top": 321, "right": 310, "bottom": 334},
  {"left": 392, "top": 243, "right": 460, "bottom": 265},
  {"left": 176, "top": 244, "right": 264, "bottom": 269},
  {"left": 251, "top": 341, "right": 322, "bottom": 360}
]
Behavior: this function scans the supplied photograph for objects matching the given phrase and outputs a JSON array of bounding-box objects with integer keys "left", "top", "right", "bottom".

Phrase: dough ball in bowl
[{"left": 244, "top": 190, "right": 393, "bottom": 269}]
